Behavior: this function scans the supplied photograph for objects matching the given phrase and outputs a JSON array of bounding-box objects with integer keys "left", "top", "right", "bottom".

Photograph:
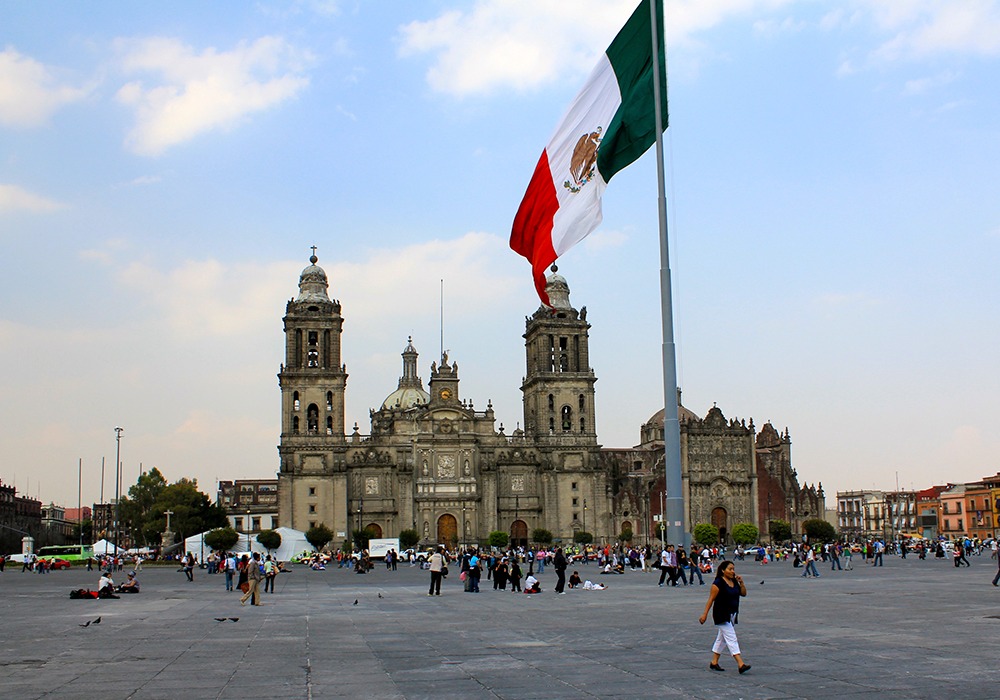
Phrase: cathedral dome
[
  {"left": 296, "top": 252, "right": 331, "bottom": 303},
  {"left": 543, "top": 265, "right": 573, "bottom": 310},
  {"left": 381, "top": 386, "right": 430, "bottom": 410},
  {"left": 645, "top": 389, "right": 698, "bottom": 427}
]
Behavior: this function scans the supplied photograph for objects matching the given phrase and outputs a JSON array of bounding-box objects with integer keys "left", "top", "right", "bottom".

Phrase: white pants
[{"left": 712, "top": 621, "right": 741, "bottom": 656}]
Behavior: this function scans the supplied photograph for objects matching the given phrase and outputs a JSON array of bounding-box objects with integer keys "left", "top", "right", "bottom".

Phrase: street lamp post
[
  {"left": 358, "top": 497, "right": 364, "bottom": 548},
  {"left": 113, "top": 427, "right": 123, "bottom": 553},
  {"left": 461, "top": 504, "right": 467, "bottom": 549},
  {"left": 513, "top": 494, "right": 519, "bottom": 546},
  {"left": 583, "top": 498, "right": 588, "bottom": 534},
  {"left": 246, "top": 508, "right": 251, "bottom": 551}
]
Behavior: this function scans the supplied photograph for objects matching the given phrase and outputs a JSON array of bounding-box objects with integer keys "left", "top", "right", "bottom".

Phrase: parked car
[
  {"left": 4, "top": 553, "right": 28, "bottom": 564},
  {"left": 39, "top": 557, "right": 73, "bottom": 570}
]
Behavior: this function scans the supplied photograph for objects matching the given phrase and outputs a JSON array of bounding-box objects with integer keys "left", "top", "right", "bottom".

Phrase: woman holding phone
[{"left": 698, "top": 560, "right": 750, "bottom": 674}]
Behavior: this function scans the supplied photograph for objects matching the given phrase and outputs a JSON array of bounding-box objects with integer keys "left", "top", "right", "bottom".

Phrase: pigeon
[
  {"left": 353, "top": 599, "right": 358, "bottom": 606},
  {"left": 378, "top": 593, "right": 383, "bottom": 599},
  {"left": 228, "top": 617, "right": 239, "bottom": 622},
  {"left": 214, "top": 618, "right": 227, "bottom": 622},
  {"left": 92, "top": 617, "right": 102, "bottom": 624},
  {"left": 760, "top": 581, "right": 765, "bottom": 585},
  {"left": 79, "top": 621, "right": 91, "bottom": 628}
]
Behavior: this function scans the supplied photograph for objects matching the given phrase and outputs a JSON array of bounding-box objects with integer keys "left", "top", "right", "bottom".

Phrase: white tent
[
  {"left": 92, "top": 539, "right": 123, "bottom": 556},
  {"left": 183, "top": 527, "right": 316, "bottom": 562}
]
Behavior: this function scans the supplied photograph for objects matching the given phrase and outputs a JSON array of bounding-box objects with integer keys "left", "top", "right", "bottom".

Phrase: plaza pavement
[{"left": 0, "top": 552, "right": 998, "bottom": 699}]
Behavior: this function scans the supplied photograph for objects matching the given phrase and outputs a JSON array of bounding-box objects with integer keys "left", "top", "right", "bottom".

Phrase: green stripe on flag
[{"left": 598, "top": 0, "right": 668, "bottom": 182}]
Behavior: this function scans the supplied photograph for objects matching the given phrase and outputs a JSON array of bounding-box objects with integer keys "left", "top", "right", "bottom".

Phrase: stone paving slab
[{"left": 1, "top": 553, "right": 999, "bottom": 698}]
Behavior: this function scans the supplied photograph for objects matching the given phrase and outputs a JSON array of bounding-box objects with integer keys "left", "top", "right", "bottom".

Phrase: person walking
[
  {"left": 240, "top": 552, "right": 264, "bottom": 606},
  {"left": 553, "top": 547, "right": 567, "bottom": 594},
  {"left": 830, "top": 543, "right": 843, "bottom": 571},
  {"left": 223, "top": 552, "right": 236, "bottom": 592},
  {"left": 699, "top": 560, "right": 750, "bottom": 674},
  {"left": 992, "top": 550, "right": 1000, "bottom": 586},
  {"left": 428, "top": 546, "right": 445, "bottom": 596},
  {"left": 873, "top": 540, "right": 884, "bottom": 567},
  {"left": 801, "top": 544, "right": 820, "bottom": 578}
]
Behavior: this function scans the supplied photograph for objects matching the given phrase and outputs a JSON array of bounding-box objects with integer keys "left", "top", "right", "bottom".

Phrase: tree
[
  {"left": 573, "top": 531, "right": 594, "bottom": 545},
  {"left": 769, "top": 519, "right": 791, "bottom": 542},
  {"left": 693, "top": 523, "right": 720, "bottom": 545},
  {"left": 531, "top": 528, "right": 553, "bottom": 545},
  {"left": 119, "top": 473, "right": 226, "bottom": 547},
  {"left": 352, "top": 526, "right": 379, "bottom": 549},
  {"left": 72, "top": 519, "right": 94, "bottom": 543},
  {"left": 488, "top": 530, "right": 509, "bottom": 548},
  {"left": 618, "top": 527, "right": 634, "bottom": 543},
  {"left": 398, "top": 528, "right": 420, "bottom": 549},
  {"left": 306, "top": 524, "right": 334, "bottom": 551},
  {"left": 731, "top": 523, "right": 759, "bottom": 546},
  {"left": 204, "top": 527, "right": 240, "bottom": 553},
  {"left": 803, "top": 518, "right": 836, "bottom": 543},
  {"left": 257, "top": 529, "right": 282, "bottom": 552}
]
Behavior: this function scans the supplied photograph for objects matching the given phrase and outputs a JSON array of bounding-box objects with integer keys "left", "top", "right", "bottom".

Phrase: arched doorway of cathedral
[
  {"left": 510, "top": 519, "right": 527, "bottom": 548},
  {"left": 437, "top": 514, "right": 458, "bottom": 547},
  {"left": 365, "top": 523, "right": 383, "bottom": 539},
  {"left": 621, "top": 520, "right": 633, "bottom": 542},
  {"left": 711, "top": 507, "right": 728, "bottom": 543}
]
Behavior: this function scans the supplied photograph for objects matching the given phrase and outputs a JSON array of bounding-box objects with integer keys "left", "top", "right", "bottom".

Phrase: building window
[
  {"left": 957, "top": 519, "right": 963, "bottom": 531},
  {"left": 327, "top": 416, "right": 333, "bottom": 435},
  {"left": 309, "top": 521, "right": 316, "bottom": 529},
  {"left": 579, "top": 394, "right": 585, "bottom": 410},
  {"left": 548, "top": 394, "right": 554, "bottom": 411},
  {"left": 235, "top": 517, "right": 243, "bottom": 530},
  {"left": 561, "top": 405, "right": 572, "bottom": 431},
  {"left": 293, "top": 391, "right": 300, "bottom": 411},
  {"left": 252, "top": 517, "right": 261, "bottom": 531},
  {"left": 309, "top": 487, "right": 316, "bottom": 496},
  {"left": 572, "top": 482, "right": 578, "bottom": 491},
  {"left": 293, "top": 416, "right": 300, "bottom": 433},
  {"left": 326, "top": 391, "right": 333, "bottom": 411},
  {"left": 572, "top": 498, "right": 578, "bottom": 506},
  {"left": 309, "top": 504, "right": 316, "bottom": 514},
  {"left": 307, "top": 404, "right": 319, "bottom": 434}
]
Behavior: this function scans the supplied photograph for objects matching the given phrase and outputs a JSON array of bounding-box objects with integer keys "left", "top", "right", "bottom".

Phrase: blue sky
[{"left": 2, "top": 1, "right": 998, "bottom": 509}]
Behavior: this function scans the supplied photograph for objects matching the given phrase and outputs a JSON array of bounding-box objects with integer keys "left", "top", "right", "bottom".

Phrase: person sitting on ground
[
  {"left": 98, "top": 572, "right": 119, "bottom": 598},
  {"left": 118, "top": 571, "right": 140, "bottom": 593},
  {"left": 568, "top": 571, "right": 583, "bottom": 588},
  {"left": 524, "top": 574, "right": 541, "bottom": 593}
]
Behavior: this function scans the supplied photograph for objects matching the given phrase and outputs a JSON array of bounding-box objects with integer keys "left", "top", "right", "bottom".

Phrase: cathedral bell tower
[
  {"left": 521, "top": 266, "right": 597, "bottom": 442},
  {"left": 277, "top": 250, "right": 348, "bottom": 532}
]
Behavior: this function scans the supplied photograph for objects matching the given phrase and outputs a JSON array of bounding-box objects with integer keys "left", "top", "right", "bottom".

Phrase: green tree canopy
[
  {"left": 618, "top": 527, "right": 634, "bottom": 543},
  {"left": 731, "top": 523, "right": 759, "bottom": 546},
  {"left": 256, "top": 529, "right": 282, "bottom": 552},
  {"left": 769, "top": 519, "right": 791, "bottom": 542},
  {"left": 204, "top": 527, "right": 240, "bottom": 552},
  {"left": 119, "top": 471, "right": 225, "bottom": 547},
  {"left": 573, "top": 531, "right": 594, "bottom": 544},
  {"left": 531, "top": 528, "right": 553, "bottom": 545},
  {"left": 693, "top": 523, "right": 720, "bottom": 545},
  {"left": 398, "top": 528, "right": 420, "bottom": 549},
  {"left": 803, "top": 518, "right": 837, "bottom": 543},
  {"left": 306, "top": 524, "right": 334, "bottom": 551},
  {"left": 488, "top": 530, "right": 509, "bottom": 548},
  {"left": 72, "top": 519, "right": 94, "bottom": 543}
]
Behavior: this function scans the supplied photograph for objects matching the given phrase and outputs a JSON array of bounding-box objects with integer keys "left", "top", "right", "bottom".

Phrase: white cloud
[
  {"left": 902, "top": 70, "right": 958, "bottom": 95},
  {"left": 753, "top": 16, "right": 806, "bottom": 37},
  {"left": 582, "top": 228, "right": 629, "bottom": 252},
  {"left": 864, "top": 1, "right": 1000, "bottom": 63},
  {"left": 114, "top": 36, "right": 312, "bottom": 156},
  {"left": 398, "top": 0, "right": 794, "bottom": 96},
  {"left": 0, "top": 47, "right": 89, "bottom": 127},
  {"left": 0, "top": 183, "right": 63, "bottom": 213}
]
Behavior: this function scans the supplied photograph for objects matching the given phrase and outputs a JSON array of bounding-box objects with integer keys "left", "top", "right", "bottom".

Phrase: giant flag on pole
[{"left": 510, "top": 0, "right": 668, "bottom": 306}]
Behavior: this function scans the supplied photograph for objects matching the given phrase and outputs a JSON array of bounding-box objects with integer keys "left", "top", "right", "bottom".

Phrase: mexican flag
[{"left": 510, "top": 0, "right": 668, "bottom": 306}]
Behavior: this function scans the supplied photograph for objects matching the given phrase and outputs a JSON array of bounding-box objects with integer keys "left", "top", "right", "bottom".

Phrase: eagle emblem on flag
[{"left": 563, "top": 127, "right": 603, "bottom": 193}]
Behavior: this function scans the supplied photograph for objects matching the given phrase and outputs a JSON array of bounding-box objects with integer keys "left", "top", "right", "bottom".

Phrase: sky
[{"left": 1, "top": 0, "right": 998, "bottom": 510}]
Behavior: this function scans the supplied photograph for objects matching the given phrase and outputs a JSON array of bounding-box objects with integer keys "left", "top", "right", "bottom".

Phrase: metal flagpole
[{"left": 648, "top": 0, "right": 686, "bottom": 547}]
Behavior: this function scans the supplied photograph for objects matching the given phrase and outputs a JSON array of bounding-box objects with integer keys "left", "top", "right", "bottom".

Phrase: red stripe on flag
[{"left": 510, "top": 150, "right": 559, "bottom": 306}]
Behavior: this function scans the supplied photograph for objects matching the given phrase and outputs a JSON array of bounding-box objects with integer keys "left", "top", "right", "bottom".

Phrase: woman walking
[{"left": 698, "top": 560, "right": 750, "bottom": 674}]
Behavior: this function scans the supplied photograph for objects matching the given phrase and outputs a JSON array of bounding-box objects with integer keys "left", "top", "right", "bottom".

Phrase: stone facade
[
  {"left": 275, "top": 253, "right": 823, "bottom": 548},
  {"left": 277, "top": 257, "right": 609, "bottom": 549}
]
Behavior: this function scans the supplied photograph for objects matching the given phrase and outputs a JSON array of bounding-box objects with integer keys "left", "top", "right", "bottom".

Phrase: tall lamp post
[
  {"left": 358, "top": 497, "right": 364, "bottom": 548},
  {"left": 246, "top": 508, "right": 251, "bottom": 551},
  {"left": 513, "top": 494, "right": 520, "bottom": 546},
  {"left": 583, "top": 498, "right": 588, "bottom": 534},
  {"left": 113, "top": 426, "right": 123, "bottom": 553}
]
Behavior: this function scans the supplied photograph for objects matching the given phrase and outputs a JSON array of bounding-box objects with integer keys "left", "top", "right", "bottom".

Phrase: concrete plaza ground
[{"left": 0, "top": 552, "right": 998, "bottom": 699}]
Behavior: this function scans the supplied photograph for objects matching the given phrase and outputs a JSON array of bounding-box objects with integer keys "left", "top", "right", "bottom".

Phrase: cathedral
[{"left": 276, "top": 253, "right": 823, "bottom": 549}]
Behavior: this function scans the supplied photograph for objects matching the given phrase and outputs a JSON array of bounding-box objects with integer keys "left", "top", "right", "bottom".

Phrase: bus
[{"left": 36, "top": 545, "right": 95, "bottom": 563}]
